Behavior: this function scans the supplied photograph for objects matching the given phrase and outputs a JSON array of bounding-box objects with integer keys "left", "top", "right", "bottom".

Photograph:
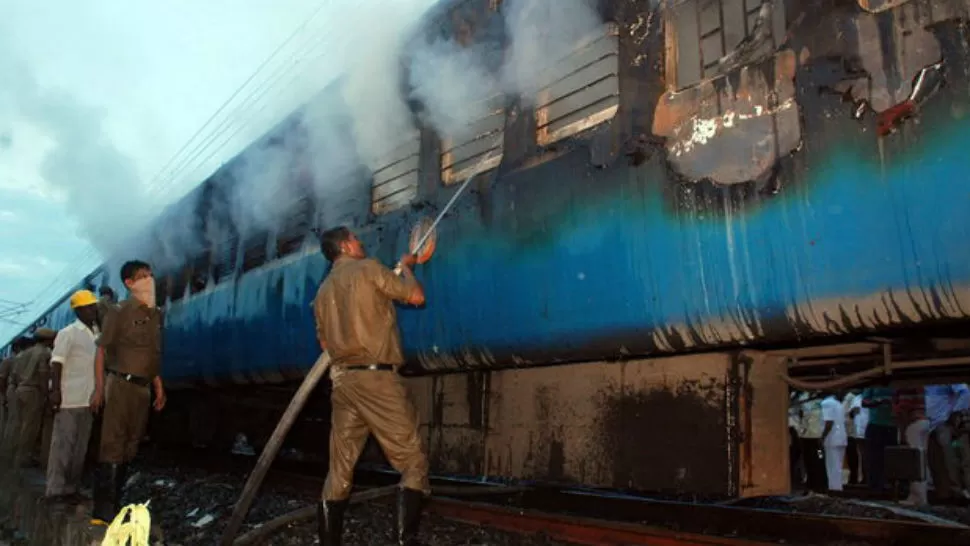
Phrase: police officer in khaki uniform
[
  {"left": 0, "top": 337, "right": 31, "bottom": 458},
  {"left": 313, "top": 226, "right": 429, "bottom": 546},
  {"left": 11, "top": 328, "right": 57, "bottom": 468},
  {"left": 90, "top": 260, "right": 166, "bottom": 524}
]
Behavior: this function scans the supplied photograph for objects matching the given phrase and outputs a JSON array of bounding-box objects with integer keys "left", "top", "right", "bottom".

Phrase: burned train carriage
[{"left": 5, "top": 0, "right": 970, "bottom": 497}]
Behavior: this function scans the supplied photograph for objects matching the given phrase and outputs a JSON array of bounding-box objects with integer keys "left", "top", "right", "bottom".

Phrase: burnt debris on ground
[{"left": 121, "top": 461, "right": 571, "bottom": 546}]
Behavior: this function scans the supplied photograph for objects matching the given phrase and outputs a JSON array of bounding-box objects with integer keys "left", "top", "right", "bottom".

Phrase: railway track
[
  {"left": 145, "top": 448, "right": 969, "bottom": 545},
  {"left": 427, "top": 497, "right": 776, "bottom": 546}
]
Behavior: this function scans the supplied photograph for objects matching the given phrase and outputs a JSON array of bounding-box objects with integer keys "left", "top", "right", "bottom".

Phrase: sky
[{"left": 0, "top": 0, "right": 439, "bottom": 342}]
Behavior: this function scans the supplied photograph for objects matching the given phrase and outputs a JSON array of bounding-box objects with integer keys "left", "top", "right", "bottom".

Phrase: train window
[
  {"left": 211, "top": 234, "right": 238, "bottom": 281},
  {"left": 371, "top": 133, "right": 421, "bottom": 215},
  {"left": 169, "top": 269, "right": 188, "bottom": 303},
  {"left": 155, "top": 276, "right": 169, "bottom": 305},
  {"left": 241, "top": 232, "right": 269, "bottom": 273},
  {"left": 664, "top": 0, "right": 786, "bottom": 91},
  {"left": 535, "top": 22, "right": 620, "bottom": 147},
  {"left": 275, "top": 194, "right": 312, "bottom": 257},
  {"left": 440, "top": 98, "right": 505, "bottom": 187},
  {"left": 188, "top": 254, "right": 209, "bottom": 295},
  {"left": 423, "top": 0, "right": 506, "bottom": 185}
]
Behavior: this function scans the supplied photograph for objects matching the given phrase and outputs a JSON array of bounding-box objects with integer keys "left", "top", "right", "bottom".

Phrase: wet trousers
[
  {"left": 824, "top": 444, "right": 846, "bottom": 491},
  {"left": 904, "top": 419, "right": 930, "bottom": 505},
  {"left": 98, "top": 375, "right": 150, "bottom": 464},
  {"left": 323, "top": 369, "right": 430, "bottom": 501},
  {"left": 14, "top": 387, "right": 45, "bottom": 467},
  {"left": 46, "top": 408, "right": 94, "bottom": 496}
]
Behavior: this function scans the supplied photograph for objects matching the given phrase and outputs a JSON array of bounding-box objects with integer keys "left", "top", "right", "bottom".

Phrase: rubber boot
[
  {"left": 91, "top": 463, "right": 120, "bottom": 524},
  {"left": 316, "top": 499, "right": 348, "bottom": 546},
  {"left": 396, "top": 488, "right": 427, "bottom": 546}
]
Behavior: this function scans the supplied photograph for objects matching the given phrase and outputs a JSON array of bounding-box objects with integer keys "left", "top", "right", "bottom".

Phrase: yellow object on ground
[{"left": 100, "top": 502, "right": 152, "bottom": 546}]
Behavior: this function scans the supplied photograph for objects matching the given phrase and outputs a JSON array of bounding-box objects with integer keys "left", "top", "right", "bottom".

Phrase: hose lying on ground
[{"left": 218, "top": 352, "right": 333, "bottom": 546}]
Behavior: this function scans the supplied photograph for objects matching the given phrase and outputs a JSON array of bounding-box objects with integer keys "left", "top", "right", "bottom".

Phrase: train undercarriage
[{"left": 150, "top": 320, "right": 970, "bottom": 500}]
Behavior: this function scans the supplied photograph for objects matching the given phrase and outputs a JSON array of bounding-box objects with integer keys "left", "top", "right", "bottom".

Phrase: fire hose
[{"left": 218, "top": 169, "right": 485, "bottom": 546}]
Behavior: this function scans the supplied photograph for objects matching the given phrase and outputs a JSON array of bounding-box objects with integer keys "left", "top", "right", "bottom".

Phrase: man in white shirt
[
  {"left": 821, "top": 392, "right": 848, "bottom": 491},
  {"left": 45, "top": 290, "right": 100, "bottom": 501}
]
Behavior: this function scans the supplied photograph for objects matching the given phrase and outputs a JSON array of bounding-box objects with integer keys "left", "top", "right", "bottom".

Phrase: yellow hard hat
[{"left": 69, "top": 289, "right": 98, "bottom": 309}]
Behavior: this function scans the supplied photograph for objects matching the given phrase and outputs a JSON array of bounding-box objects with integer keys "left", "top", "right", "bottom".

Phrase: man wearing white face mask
[{"left": 89, "top": 260, "right": 165, "bottom": 525}]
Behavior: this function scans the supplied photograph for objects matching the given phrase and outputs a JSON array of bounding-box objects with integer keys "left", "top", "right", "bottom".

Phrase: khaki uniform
[
  {"left": 12, "top": 344, "right": 52, "bottom": 467},
  {"left": 0, "top": 355, "right": 15, "bottom": 455},
  {"left": 97, "top": 299, "right": 162, "bottom": 463},
  {"left": 313, "top": 257, "right": 429, "bottom": 501},
  {"left": 96, "top": 300, "right": 119, "bottom": 330}
]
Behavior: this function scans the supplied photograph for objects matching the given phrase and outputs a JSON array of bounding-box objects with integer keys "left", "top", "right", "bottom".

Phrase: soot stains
[{"left": 593, "top": 380, "right": 731, "bottom": 495}]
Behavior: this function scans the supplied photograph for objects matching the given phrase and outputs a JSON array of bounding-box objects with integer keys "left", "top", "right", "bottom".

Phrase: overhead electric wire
[
  {"left": 1, "top": 0, "right": 357, "bottom": 341},
  {"left": 27, "top": 2, "right": 344, "bottom": 293}
]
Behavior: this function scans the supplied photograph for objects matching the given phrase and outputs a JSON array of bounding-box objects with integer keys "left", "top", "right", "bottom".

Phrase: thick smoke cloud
[
  {"left": 500, "top": 0, "right": 603, "bottom": 105},
  {"left": 405, "top": 0, "right": 603, "bottom": 143},
  {"left": 4, "top": 0, "right": 607, "bottom": 293},
  {"left": 0, "top": 39, "right": 150, "bottom": 256},
  {"left": 164, "top": 0, "right": 606, "bottom": 280}
]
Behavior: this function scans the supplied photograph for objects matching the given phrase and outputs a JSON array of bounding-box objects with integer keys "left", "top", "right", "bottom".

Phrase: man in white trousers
[{"left": 821, "top": 392, "right": 848, "bottom": 491}]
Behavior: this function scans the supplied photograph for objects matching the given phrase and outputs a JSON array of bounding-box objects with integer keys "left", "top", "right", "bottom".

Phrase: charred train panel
[{"left": 352, "top": 353, "right": 791, "bottom": 497}]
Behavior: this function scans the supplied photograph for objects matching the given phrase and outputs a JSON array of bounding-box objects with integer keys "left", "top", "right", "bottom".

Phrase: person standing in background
[
  {"left": 0, "top": 337, "right": 31, "bottom": 459},
  {"left": 90, "top": 261, "right": 166, "bottom": 525},
  {"left": 789, "top": 391, "right": 804, "bottom": 490},
  {"left": 11, "top": 328, "right": 57, "bottom": 468},
  {"left": 925, "top": 384, "right": 970, "bottom": 501},
  {"left": 844, "top": 390, "right": 868, "bottom": 485},
  {"left": 821, "top": 391, "right": 848, "bottom": 491},
  {"left": 45, "top": 290, "right": 100, "bottom": 502},
  {"left": 951, "top": 398, "right": 970, "bottom": 496},
  {"left": 894, "top": 386, "right": 929, "bottom": 506},
  {"left": 952, "top": 386, "right": 970, "bottom": 496},
  {"left": 798, "top": 392, "right": 827, "bottom": 492},
  {"left": 862, "top": 386, "right": 896, "bottom": 491}
]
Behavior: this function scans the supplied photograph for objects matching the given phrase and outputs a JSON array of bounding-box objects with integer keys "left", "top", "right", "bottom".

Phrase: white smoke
[
  {"left": 500, "top": 0, "right": 603, "bottom": 104},
  {"left": 402, "top": 0, "right": 604, "bottom": 140},
  {"left": 408, "top": 38, "right": 501, "bottom": 142},
  {"left": 0, "top": 38, "right": 150, "bottom": 256},
  {"left": 180, "top": 0, "right": 606, "bottom": 269},
  {"left": 3, "top": 0, "right": 608, "bottom": 289}
]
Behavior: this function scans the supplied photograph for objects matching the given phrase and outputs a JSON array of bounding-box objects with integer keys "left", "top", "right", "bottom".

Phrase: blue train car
[
  {"left": 5, "top": 0, "right": 970, "bottom": 472},
  {"left": 6, "top": 0, "right": 970, "bottom": 377},
  {"left": 154, "top": 0, "right": 970, "bottom": 385}
]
